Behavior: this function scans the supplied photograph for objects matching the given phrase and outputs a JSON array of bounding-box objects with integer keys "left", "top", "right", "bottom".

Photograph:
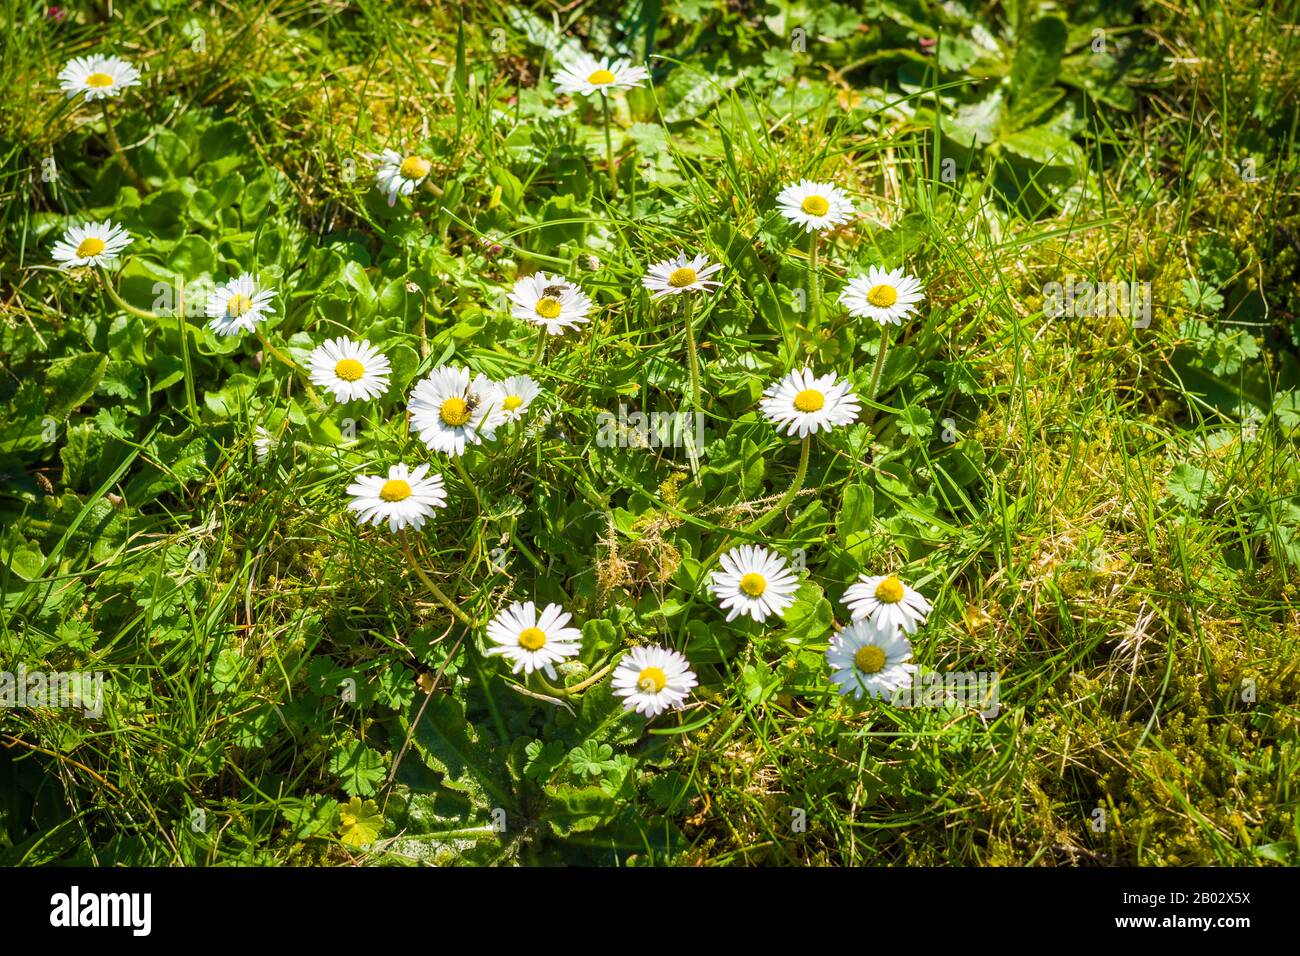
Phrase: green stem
[
  {"left": 682, "top": 293, "right": 701, "bottom": 413},
  {"left": 98, "top": 271, "right": 156, "bottom": 320},
  {"left": 601, "top": 91, "right": 617, "bottom": 197},
  {"left": 536, "top": 655, "right": 620, "bottom": 698},
  {"left": 100, "top": 101, "right": 147, "bottom": 194},
  {"left": 867, "top": 324, "right": 892, "bottom": 404},
  {"left": 808, "top": 230, "right": 820, "bottom": 326},
  {"left": 452, "top": 454, "right": 483, "bottom": 513},
  {"left": 175, "top": 282, "right": 199, "bottom": 425},
  {"left": 531, "top": 326, "right": 547, "bottom": 365},
  {"left": 399, "top": 531, "right": 473, "bottom": 627},
  {"left": 706, "top": 434, "right": 811, "bottom": 566}
]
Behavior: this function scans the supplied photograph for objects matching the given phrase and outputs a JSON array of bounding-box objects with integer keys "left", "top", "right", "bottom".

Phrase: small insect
[{"left": 541, "top": 284, "right": 567, "bottom": 298}]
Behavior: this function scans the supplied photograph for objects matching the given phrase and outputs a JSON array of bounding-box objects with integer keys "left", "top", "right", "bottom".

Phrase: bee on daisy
[
  {"left": 497, "top": 375, "right": 541, "bottom": 423},
  {"left": 551, "top": 53, "right": 649, "bottom": 97},
  {"left": 842, "top": 573, "right": 932, "bottom": 635},
  {"left": 307, "top": 337, "right": 391, "bottom": 404},
  {"left": 346, "top": 463, "right": 448, "bottom": 533},
  {"left": 825, "top": 617, "right": 917, "bottom": 702},
  {"left": 508, "top": 273, "right": 592, "bottom": 336},
  {"left": 57, "top": 55, "right": 141, "bottom": 102},
  {"left": 642, "top": 253, "right": 724, "bottom": 299},
  {"left": 709, "top": 545, "right": 800, "bottom": 624},
  {"left": 760, "top": 368, "right": 861, "bottom": 438},
  {"left": 840, "top": 267, "right": 925, "bottom": 326},
  {"left": 206, "top": 273, "right": 276, "bottom": 337},
  {"left": 611, "top": 646, "right": 698, "bottom": 718},
  {"left": 408, "top": 365, "right": 505, "bottom": 457},
  {"left": 485, "top": 601, "right": 583, "bottom": 680},
  {"left": 374, "top": 149, "right": 432, "bottom": 207},
  {"left": 51, "top": 220, "right": 132, "bottom": 270},
  {"left": 775, "top": 179, "right": 854, "bottom": 233}
]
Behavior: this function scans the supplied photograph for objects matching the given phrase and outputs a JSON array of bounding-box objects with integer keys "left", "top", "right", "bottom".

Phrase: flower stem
[
  {"left": 682, "top": 293, "right": 701, "bottom": 414},
  {"left": 866, "top": 324, "right": 892, "bottom": 404},
  {"left": 255, "top": 329, "right": 327, "bottom": 410},
  {"left": 452, "top": 454, "right": 483, "bottom": 513},
  {"left": 601, "top": 91, "right": 617, "bottom": 197},
  {"left": 100, "top": 101, "right": 147, "bottom": 194},
  {"left": 536, "top": 655, "right": 621, "bottom": 698},
  {"left": 98, "top": 271, "right": 155, "bottom": 320},
  {"left": 531, "top": 326, "right": 547, "bottom": 365},
  {"left": 808, "top": 231, "right": 820, "bottom": 326},
  {"left": 705, "top": 434, "right": 810, "bottom": 566},
  {"left": 400, "top": 530, "right": 473, "bottom": 627}
]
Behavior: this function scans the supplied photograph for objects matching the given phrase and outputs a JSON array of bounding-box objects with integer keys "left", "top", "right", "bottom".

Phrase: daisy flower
[
  {"left": 206, "top": 273, "right": 276, "bottom": 337},
  {"left": 51, "top": 219, "right": 132, "bottom": 269},
  {"left": 709, "top": 545, "right": 800, "bottom": 624},
  {"left": 611, "top": 645, "right": 698, "bottom": 718},
  {"left": 775, "top": 179, "right": 855, "bottom": 233},
  {"left": 58, "top": 55, "right": 140, "bottom": 102},
  {"left": 346, "top": 463, "right": 447, "bottom": 533},
  {"left": 507, "top": 273, "right": 592, "bottom": 336},
  {"left": 842, "top": 573, "right": 932, "bottom": 635},
  {"left": 840, "top": 267, "right": 925, "bottom": 326},
  {"left": 484, "top": 601, "right": 582, "bottom": 680},
  {"left": 552, "top": 53, "right": 649, "bottom": 97},
  {"left": 497, "top": 375, "right": 541, "bottom": 422},
  {"left": 307, "top": 337, "right": 391, "bottom": 403},
  {"left": 408, "top": 365, "right": 506, "bottom": 457},
  {"left": 642, "top": 253, "right": 723, "bottom": 299},
  {"left": 760, "top": 368, "right": 861, "bottom": 438},
  {"left": 374, "top": 149, "right": 432, "bottom": 207},
  {"left": 826, "top": 616, "right": 917, "bottom": 702},
  {"left": 253, "top": 425, "right": 280, "bottom": 461}
]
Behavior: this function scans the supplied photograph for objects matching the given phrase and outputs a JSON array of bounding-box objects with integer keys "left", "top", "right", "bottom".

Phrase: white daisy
[
  {"left": 484, "top": 601, "right": 583, "bottom": 680},
  {"left": 51, "top": 219, "right": 132, "bottom": 269},
  {"left": 840, "top": 267, "right": 925, "bottom": 326},
  {"left": 374, "top": 149, "right": 432, "bottom": 207},
  {"left": 642, "top": 253, "right": 724, "bottom": 299},
  {"left": 58, "top": 55, "right": 141, "bottom": 102},
  {"left": 497, "top": 375, "right": 541, "bottom": 422},
  {"left": 775, "top": 179, "right": 855, "bottom": 233},
  {"left": 826, "top": 617, "right": 917, "bottom": 702},
  {"left": 842, "top": 573, "right": 933, "bottom": 635},
  {"left": 206, "top": 273, "right": 276, "bottom": 337},
  {"left": 611, "top": 645, "right": 698, "bottom": 718},
  {"left": 709, "top": 545, "right": 800, "bottom": 624},
  {"left": 408, "top": 365, "right": 506, "bottom": 457},
  {"left": 346, "top": 462, "right": 447, "bottom": 533},
  {"left": 507, "top": 273, "right": 592, "bottom": 335},
  {"left": 307, "top": 337, "right": 391, "bottom": 403},
  {"left": 552, "top": 53, "right": 649, "bottom": 97},
  {"left": 760, "top": 367, "right": 861, "bottom": 438},
  {"left": 253, "top": 425, "right": 280, "bottom": 461}
]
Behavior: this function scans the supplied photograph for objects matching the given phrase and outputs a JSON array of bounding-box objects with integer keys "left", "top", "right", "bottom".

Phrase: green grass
[{"left": 1, "top": 0, "right": 1298, "bottom": 866}]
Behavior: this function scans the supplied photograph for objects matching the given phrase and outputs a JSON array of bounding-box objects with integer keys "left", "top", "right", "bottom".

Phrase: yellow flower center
[
  {"left": 739, "top": 572, "right": 767, "bottom": 597},
  {"left": 867, "top": 284, "right": 898, "bottom": 308},
  {"left": 637, "top": 666, "right": 667, "bottom": 693},
  {"left": 76, "top": 237, "right": 106, "bottom": 257},
  {"left": 801, "top": 195, "right": 830, "bottom": 216},
  {"left": 334, "top": 358, "right": 365, "bottom": 382},
  {"left": 667, "top": 267, "right": 697, "bottom": 288},
  {"left": 535, "top": 296, "right": 563, "bottom": 319},
  {"left": 85, "top": 72, "right": 115, "bottom": 89},
  {"left": 439, "top": 397, "right": 471, "bottom": 426},
  {"left": 225, "top": 293, "right": 254, "bottom": 317},
  {"left": 399, "top": 155, "right": 430, "bottom": 180},
  {"left": 503, "top": 395, "right": 523, "bottom": 411},
  {"left": 379, "top": 479, "right": 412, "bottom": 502},
  {"left": 875, "top": 575, "right": 905, "bottom": 603},
  {"left": 854, "top": 645, "right": 886, "bottom": 674},
  {"left": 793, "top": 389, "right": 825, "bottom": 413},
  {"left": 587, "top": 69, "right": 617, "bottom": 85},
  {"left": 518, "top": 627, "right": 547, "bottom": 650}
]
